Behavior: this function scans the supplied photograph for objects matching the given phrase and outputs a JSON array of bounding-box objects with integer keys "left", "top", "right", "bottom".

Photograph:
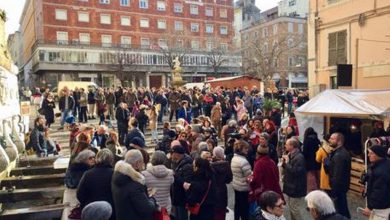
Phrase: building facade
[
  {"left": 278, "top": 0, "right": 308, "bottom": 18},
  {"left": 17, "top": 0, "right": 241, "bottom": 89},
  {"left": 308, "top": 0, "right": 390, "bottom": 96},
  {"left": 241, "top": 7, "right": 308, "bottom": 88}
]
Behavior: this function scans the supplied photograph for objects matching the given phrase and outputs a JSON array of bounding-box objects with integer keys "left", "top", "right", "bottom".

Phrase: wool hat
[
  {"left": 369, "top": 145, "right": 387, "bottom": 158},
  {"left": 130, "top": 137, "right": 146, "bottom": 148},
  {"left": 171, "top": 145, "right": 186, "bottom": 154},
  {"left": 81, "top": 201, "right": 112, "bottom": 220}
]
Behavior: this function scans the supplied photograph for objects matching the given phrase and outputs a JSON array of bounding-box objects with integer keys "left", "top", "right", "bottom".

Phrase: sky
[{"left": 0, "top": 0, "right": 279, "bottom": 38}]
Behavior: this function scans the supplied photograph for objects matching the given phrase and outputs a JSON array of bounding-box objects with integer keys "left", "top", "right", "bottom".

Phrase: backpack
[{"left": 322, "top": 148, "right": 331, "bottom": 174}]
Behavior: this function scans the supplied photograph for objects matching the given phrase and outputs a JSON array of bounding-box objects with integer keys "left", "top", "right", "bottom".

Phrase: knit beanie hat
[
  {"left": 369, "top": 145, "right": 387, "bottom": 158},
  {"left": 81, "top": 201, "right": 112, "bottom": 220}
]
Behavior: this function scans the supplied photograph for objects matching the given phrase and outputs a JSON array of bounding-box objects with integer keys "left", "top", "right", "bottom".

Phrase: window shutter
[
  {"left": 337, "top": 30, "right": 347, "bottom": 64},
  {"left": 328, "top": 32, "right": 337, "bottom": 66}
]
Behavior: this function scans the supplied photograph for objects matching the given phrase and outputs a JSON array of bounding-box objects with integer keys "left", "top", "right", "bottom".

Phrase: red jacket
[{"left": 249, "top": 155, "right": 284, "bottom": 202}]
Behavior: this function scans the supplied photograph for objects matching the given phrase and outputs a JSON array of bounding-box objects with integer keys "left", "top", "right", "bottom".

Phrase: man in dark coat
[
  {"left": 362, "top": 145, "right": 390, "bottom": 218},
  {"left": 282, "top": 138, "right": 306, "bottom": 220},
  {"left": 168, "top": 89, "right": 181, "bottom": 122},
  {"left": 58, "top": 88, "right": 75, "bottom": 129},
  {"left": 111, "top": 149, "right": 158, "bottom": 220},
  {"left": 115, "top": 102, "right": 130, "bottom": 145},
  {"left": 328, "top": 132, "right": 351, "bottom": 219},
  {"left": 170, "top": 145, "right": 194, "bottom": 220},
  {"left": 28, "top": 116, "right": 47, "bottom": 157},
  {"left": 87, "top": 89, "right": 96, "bottom": 119}
]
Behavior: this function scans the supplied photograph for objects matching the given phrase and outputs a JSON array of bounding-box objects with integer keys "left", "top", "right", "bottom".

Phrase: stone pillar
[{"left": 146, "top": 72, "right": 150, "bottom": 88}]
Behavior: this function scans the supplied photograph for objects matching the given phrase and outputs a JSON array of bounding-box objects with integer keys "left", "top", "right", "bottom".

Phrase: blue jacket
[{"left": 178, "top": 107, "right": 192, "bottom": 123}]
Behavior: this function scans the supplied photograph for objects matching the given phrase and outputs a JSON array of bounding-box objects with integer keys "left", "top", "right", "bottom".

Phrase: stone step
[
  {"left": 0, "top": 202, "right": 70, "bottom": 220},
  {"left": 18, "top": 156, "right": 60, "bottom": 167},
  {"left": 10, "top": 166, "right": 67, "bottom": 177},
  {"left": 0, "top": 173, "right": 65, "bottom": 189},
  {"left": 0, "top": 186, "right": 65, "bottom": 203}
]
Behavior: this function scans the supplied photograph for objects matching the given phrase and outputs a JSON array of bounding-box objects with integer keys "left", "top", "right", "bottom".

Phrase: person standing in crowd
[
  {"left": 184, "top": 158, "right": 217, "bottom": 220},
  {"left": 96, "top": 88, "right": 107, "bottom": 125},
  {"left": 243, "top": 90, "right": 253, "bottom": 119},
  {"left": 169, "top": 88, "right": 181, "bottom": 122},
  {"left": 136, "top": 105, "right": 149, "bottom": 134},
  {"left": 58, "top": 88, "right": 75, "bottom": 130},
  {"left": 115, "top": 102, "right": 130, "bottom": 145},
  {"left": 78, "top": 88, "right": 88, "bottom": 123},
  {"left": 148, "top": 105, "right": 159, "bottom": 144},
  {"left": 155, "top": 90, "right": 167, "bottom": 123},
  {"left": 316, "top": 137, "right": 333, "bottom": 192},
  {"left": 211, "top": 102, "right": 222, "bottom": 138},
  {"left": 178, "top": 100, "right": 192, "bottom": 124},
  {"left": 77, "top": 149, "right": 115, "bottom": 219},
  {"left": 286, "top": 89, "right": 293, "bottom": 114},
  {"left": 211, "top": 146, "right": 233, "bottom": 220},
  {"left": 234, "top": 99, "right": 247, "bottom": 122},
  {"left": 170, "top": 145, "right": 194, "bottom": 220},
  {"left": 250, "top": 144, "right": 283, "bottom": 203},
  {"left": 41, "top": 93, "right": 56, "bottom": 128},
  {"left": 256, "top": 191, "right": 286, "bottom": 220},
  {"left": 142, "top": 151, "right": 174, "bottom": 214},
  {"left": 87, "top": 88, "right": 96, "bottom": 119},
  {"left": 305, "top": 190, "right": 348, "bottom": 220},
  {"left": 231, "top": 140, "right": 252, "bottom": 220},
  {"left": 282, "top": 138, "right": 306, "bottom": 220},
  {"left": 328, "top": 132, "right": 351, "bottom": 219},
  {"left": 303, "top": 127, "right": 321, "bottom": 192},
  {"left": 106, "top": 88, "right": 116, "bottom": 120},
  {"left": 111, "top": 150, "right": 159, "bottom": 220},
  {"left": 362, "top": 145, "right": 390, "bottom": 219},
  {"left": 73, "top": 87, "right": 81, "bottom": 120}
]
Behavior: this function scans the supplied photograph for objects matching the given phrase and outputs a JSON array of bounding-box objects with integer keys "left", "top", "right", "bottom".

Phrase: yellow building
[{"left": 308, "top": 0, "right": 390, "bottom": 96}]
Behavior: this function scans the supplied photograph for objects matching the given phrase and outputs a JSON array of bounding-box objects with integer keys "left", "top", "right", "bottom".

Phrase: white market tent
[{"left": 295, "top": 89, "right": 390, "bottom": 140}]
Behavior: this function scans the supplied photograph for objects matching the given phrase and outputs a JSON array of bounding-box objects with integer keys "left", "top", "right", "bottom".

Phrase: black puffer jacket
[
  {"left": 211, "top": 160, "right": 233, "bottom": 209},
  {"left": 329, "top": 147, "right": 351, "bottom": 194},
  {"left": 282, "top": 150, "right": 307, "bottom": 198},
  {"left": 367, "top": 159, "right": 390, "bottom": 209},
  {"left": 172, "top": 155, "right": 193, "bottom": 206},
  {"left": 111, "top": 161, "right": 158, "bottom": 220}
]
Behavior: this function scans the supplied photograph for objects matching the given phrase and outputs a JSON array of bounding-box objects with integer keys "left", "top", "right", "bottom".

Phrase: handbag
[
  {"left": 153, "top": 207, "right": 170, "bottom": 220},
  {"left": 186, "top": 180, "right": 211, "bottom": 215},
  {"left": 68, "top": 205, "right": 82, "bottom": 220}
]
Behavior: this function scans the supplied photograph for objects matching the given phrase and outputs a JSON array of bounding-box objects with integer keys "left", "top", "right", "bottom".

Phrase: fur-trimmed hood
[{"left": 114, "top": 160, "right": 145, "bottom": 185}]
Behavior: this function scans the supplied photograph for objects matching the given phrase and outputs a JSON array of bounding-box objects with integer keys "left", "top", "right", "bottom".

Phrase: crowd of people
[{"left": 25, "top": 84, "right": 390, "bottom": 220}]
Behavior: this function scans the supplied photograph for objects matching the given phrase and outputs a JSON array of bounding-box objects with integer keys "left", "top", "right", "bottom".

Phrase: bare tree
[
  {"left": 243, "top": 26, "right": 306, "bottom": 82},
  {"left": 114, "top": 48, "right": 137, "bottom": 86},
  {"left": 206, "top": 48, "right": 229, "bottom": 77}
]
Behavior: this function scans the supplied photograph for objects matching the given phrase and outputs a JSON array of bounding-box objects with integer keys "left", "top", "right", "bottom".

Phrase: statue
[
  {"left": 0, "top": 10, "right": 11, "bottom": 71},
  {"left": 171, "top": 56, "right": 186, "bottom": 87}
]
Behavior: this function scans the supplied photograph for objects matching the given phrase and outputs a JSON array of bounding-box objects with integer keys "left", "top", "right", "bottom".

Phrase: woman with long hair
[
  {"left": 149, "top": 105, "right": 159, "bottom": 143},
  {"left": 41, "top": 92, "right": 56, "bottom": 128},
  {"left": 303, "top": 127, "right": 321, "bottom": 192}
]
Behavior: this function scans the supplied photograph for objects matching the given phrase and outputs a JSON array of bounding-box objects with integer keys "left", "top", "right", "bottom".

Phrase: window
[
  {"left": 191, "top": 23, "right": 199, "bottom": 32},
  {"left": 207, "top": 42, "right": 213, "bottom": 51},
  {"left": 298, "top": 24, "right": 304, "bottom": 34},
  {"left": 121, "top": 16, "right": 131, "bottom": 26},
  {"left": 288, "top": 22, "right": 294, "bottom": 32},
  {"left": 79, "top": 33, "right": 90, "bottom": 45},
  {"left": 190, "top": 5, "right": 198, "bottom": 15},
  {"left": 205, "top": 7, "right": 213, "bottom": 16},
  {"left": 175, "top": 21, "right": 183, "bottom": 30},
  {"left": 55, "top": 9, "right": 67, "bottom": 20},
  {"left": 100, "top": 14, "right": 111, "bottom": 24},
  {"left": 78, "top": 12, "right": 89, "bottom": 22},
  {"left": 141, "top": 38, "right": 150, "bottom": 48},
  {"left": 157, "top": 1, "right": 166, "bottom": 11},
  {"left": 328, "top": 30, "right": 347, "bottom": 66},
  {"left": 254, "top": 31, "right": 258, "bottom": 38},
  {"left": 263, "top": 43, "right": 268, "bottom": 52},
  {"left": 191, "top": 40, "right": 200, "bottom": 50},
  {"left": 56, "top": 31, "right": 68, "bottom": 44},
  {"left": 139, "top": 0, "right": 148, "bottom": 9},
  {"left": 205, "top": 24, "right": 213, "bottom": 33},
  {"left": 288, "top": 0, "right": 296, "bottom": 6},
  {"left": 287, "top": 38, "right": 294, "bottom": 47},
  {"left": 120, "top": 0, "right": 129, "bottom": 6},
  {"left": 262, "top": 28, "right": 268, "bottom": 37},
  {"left": 220, "top": 26, "right": 227, "bottom": 35},
  {"left": 273, "top": 24, "right": 278, "bottom": 35},
  {"left": 140, "top": 18, "right": 149, "bottom": 27},
  {"left": 121, "top": 36, "right": 131, "bottom": 47},
  {"left": 220, "top": 43, "right": 228, "bottom": 51},
  {"left": 158, "top": 39, "right": 167, "bottom": 48},
  {"left": 157, "top": 20, "right": 166, "bottom": 29},
  {"left": 101, "top": 35, "right": 112, "bottom": 47},
  {"left": 100, "top": 0, "right": 110, "bottom": 4},
  {"left": 174, "top": 3, "right": 183, "bottom": 13},
  {"left": 219, "top": 8, "right": 227, "bottom": 18},
  {"left": 288, "top": 56, "right": 294, "bottom": 66}
]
